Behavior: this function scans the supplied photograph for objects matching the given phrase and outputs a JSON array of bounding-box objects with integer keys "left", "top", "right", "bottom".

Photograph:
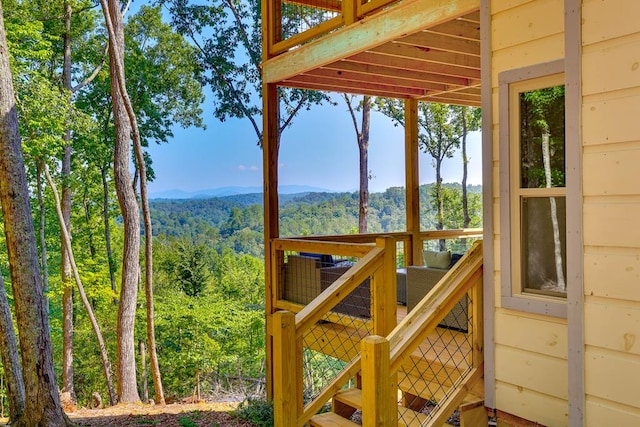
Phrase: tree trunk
[
  {"left": 542, "top": 132, "right": 565, "bottom": 291},
  {"left": 0, "top": 7, "right": 69, "bottom": 424},
  {"left": 101, "top": 0, "right": 164, "bottom": 403},
  {"left": 0, "top": 276, "right": 25, "bottom": 424},
  {"left": 358, "top": 96, "right": 370, "bottom": 234},
  {"left": 101, "top": 0, "right": 141, "bottom": 403},
  {"left": 461, "top": 107, "right": 471, "bottom": 229},
  {"left": 139, "top": 339, "right": 149, "bottom": 403},
  {"left": 44, "top": 166, "right": 117, "bottom": 406},
  {"left": 35, "top": 160, "right": 49, "bottom": 310},
  {"left": 101, "top": 165, "right": 118, "bottom": 301},
  {"left": 60, "top": 0, "right": 76, "bottom": 403},
  {"left": 435, "top": 160, "right": 446, "bottom": 251}
]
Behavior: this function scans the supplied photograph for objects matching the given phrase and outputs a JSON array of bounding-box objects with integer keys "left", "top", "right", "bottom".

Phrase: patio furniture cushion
[{"left": 423, "top": 250, "right": 451, "bottom": 269}]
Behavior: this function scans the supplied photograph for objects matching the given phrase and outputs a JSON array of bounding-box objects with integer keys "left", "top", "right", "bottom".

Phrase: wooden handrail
[
  {"left": 273, "top": 238, "right": 375, "bottom": 257},
  {"left": 295, "top": 246, "right": 384, "bottom": 335},
  {"left": 387, "top": 240, "right": 483, "bottom": 372}
]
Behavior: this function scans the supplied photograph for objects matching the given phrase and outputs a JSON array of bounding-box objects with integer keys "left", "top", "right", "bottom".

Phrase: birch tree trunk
[
  {"left": 104, "top": 0, "right": 141, "bottom": 402},
  {"left": 0, "top": 275, "right": 25, "bottom": 424},
  {"left": 0, "top": 5, "right": 69, "bottom": 423},
  {"left": 542, "top": 132, "right": 565, "bottom": 291}
]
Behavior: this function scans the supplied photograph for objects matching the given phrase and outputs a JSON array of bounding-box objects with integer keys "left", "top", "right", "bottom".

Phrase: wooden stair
[{"left": 308, "top": 386, "right": 486, "bottom": 427}]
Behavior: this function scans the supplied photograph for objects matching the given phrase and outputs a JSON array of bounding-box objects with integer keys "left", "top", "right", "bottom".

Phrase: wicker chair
[{"left": 406, "top": 266, "right": 469, "bottom": 332}]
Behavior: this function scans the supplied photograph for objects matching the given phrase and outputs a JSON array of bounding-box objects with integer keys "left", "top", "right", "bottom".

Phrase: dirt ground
[{"left": 42, "top": 402, "right": 257, "bottom": 427}]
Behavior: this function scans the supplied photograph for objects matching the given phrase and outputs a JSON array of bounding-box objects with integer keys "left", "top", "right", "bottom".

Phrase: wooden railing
[
  {"left": 270, "top": 232, "right": 483, "bottom": 426},
  {"left": 271, "top": 237, "right": 398, "bottom": 426},
  {"left": 264, "top": 0, "right": 402, "bottom": 56}
]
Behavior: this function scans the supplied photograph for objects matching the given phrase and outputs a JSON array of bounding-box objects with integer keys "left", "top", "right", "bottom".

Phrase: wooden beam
[
  {"left": 397, "top": 31, "right": 480, "bottom": 56},
  {"left": 371, "top": 42, "right": 481, "bottom": 69},
  {"left": 348, "top": 51, "right": 481, "bottom": 80},
  {"left": 263, "top": 0, "right": 480, "bottom": 83},
  {"left": 326, "top": 59, "right": 473, "bottom": 87},
  {"left": 421, "top": 95, "right": 481, "bottom": 107},
  {"left": 420, "top": 90, "right": 481, "bottom": 103},
  {"left": 280, "top": 79, "right": 412, "bottom": 99},
  {"left": 348, "top": 51, "right": 480, "bottom": 81},
  {"left": 285, "top": 74, "right": 428, "bottom": 96},
  {"left": 429, "top": 18, "right": 480, "bottom": 40},
  {"left": 306, "top": 67, "right": 448, "bottom": 91}
]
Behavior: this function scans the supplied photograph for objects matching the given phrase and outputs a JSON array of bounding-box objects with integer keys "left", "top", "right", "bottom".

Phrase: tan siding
[
  {"left": 585, "top": 346, "right": 640, "bottom": 409},
  {"left": 582, "top": 32, "right": 640, "bottom": 96},
  {"left": 491, "top": 0, "right": 563, "bottom": 51},
  {"left": 584, "top": 249, "right": 640, "bottom": 302},
  {"left": 583, "top": 200, "right": 640, "bottom": 248},
  {"left": 492, "top": 33, "right": 564, "bottom": 74},
  {"left": 582, "top": 0, "right": 640, "bottom": 45},
  {"left": 495, "top": 344, "right": 568, "bottom": 399},
  {"left": 495, "top": 310, "right": 567, "bottom": 359},
  {"left": 583, "top": 142, "right": 640, "bottom": 195},
  {"left": 585, "top": 297, "right": 640, "bottom": 355},
  {"left": 586, "top": 396, "right": 640, "bottom": 426},
  {"left": 582, "top": 2, "right": 640, "bottom": 422},
  {"left": 583, "top": 89, "right": 640, "bottom": 146},
  {"left": 495, "top": 381, "right": 568, "bottom": 426}
]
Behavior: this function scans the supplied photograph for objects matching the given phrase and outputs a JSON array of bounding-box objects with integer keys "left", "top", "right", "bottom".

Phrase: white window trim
[{"left": 499, "top": 59, "right": 567, "bottom": 318}]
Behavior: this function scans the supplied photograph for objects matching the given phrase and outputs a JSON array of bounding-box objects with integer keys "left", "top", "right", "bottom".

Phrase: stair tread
[
  {"left": 334, "top": 388, "right": 363, "bottom": 409},
  {"left": 398, "top": 406, "right": 456, "bottom": 427},
  {"left": 309, "top": 412, "right": 360, "bottom": 427}
]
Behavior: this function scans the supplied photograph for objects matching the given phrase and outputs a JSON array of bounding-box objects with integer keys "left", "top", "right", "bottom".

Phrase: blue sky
[{"left": 145, "top": 95, "right": 483, "bottom": 195}]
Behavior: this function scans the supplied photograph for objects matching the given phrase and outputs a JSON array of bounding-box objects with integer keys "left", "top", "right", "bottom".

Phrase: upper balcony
[{"left": 262, "top": 0, "right": 481, "bottom": 106}]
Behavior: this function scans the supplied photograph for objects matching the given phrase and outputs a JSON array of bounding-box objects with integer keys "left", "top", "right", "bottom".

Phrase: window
[{"left": 499, "top": 60, "right": 567, "bottom": 317}]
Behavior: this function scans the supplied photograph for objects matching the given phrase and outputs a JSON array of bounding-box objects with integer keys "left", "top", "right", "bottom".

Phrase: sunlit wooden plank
[
  {"left": 429, "top": 18, "right": 481, "bottom": 40},
  {"left": 284, "top": 74, "right": 426, "bottom": 96},
  {"left": 397, "top": 31, "right": 480, "bottom": 56},
  {"left": 325, "top": 59, "right": 472, "bottom": 86},
  {"left": 281, "top": 80, "right": 411, "bottom": 99},
  {"left": 306, "top": 68, "right": 447, "bottom": 91},
  {"left": 350, "top": 51, "right": 481, "bottom": 80},
  {"left": 263, "top": 0, "right": 480, "bottom": 83},
  {"left": 371, "top": 42, "right": 481, "bottom": 69}
]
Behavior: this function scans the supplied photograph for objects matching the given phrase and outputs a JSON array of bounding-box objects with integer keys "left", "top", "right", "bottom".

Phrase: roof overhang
[{"left": 263, "top": 0, "right": 480, "bottom": 106}]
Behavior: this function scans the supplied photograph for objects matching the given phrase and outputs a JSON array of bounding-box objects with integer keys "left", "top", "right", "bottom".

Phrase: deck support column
[
  {"left": 404, "top": 99, "right": 421, "bottom": 266},
  {"left": 361, "top": 335, "right": 396, "bottom": 426},
  {"left": 272, "top": 311, "right": 299, "bottom": 427},
  {"left": 374, "top": 237, "right": 397, "bottom": 335},
  {"left": 262, "top": 81, "right": 280, "bottom": 399}
]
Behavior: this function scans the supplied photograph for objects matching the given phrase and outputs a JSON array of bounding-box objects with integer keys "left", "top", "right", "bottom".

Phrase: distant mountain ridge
[{"left": 150, "top": 185, "right": 334, "bottom": 200}]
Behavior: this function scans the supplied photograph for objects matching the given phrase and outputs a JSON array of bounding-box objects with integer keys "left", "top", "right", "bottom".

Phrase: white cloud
[{"left": 237, "top": 164, "right": 259, "bottom": 172}]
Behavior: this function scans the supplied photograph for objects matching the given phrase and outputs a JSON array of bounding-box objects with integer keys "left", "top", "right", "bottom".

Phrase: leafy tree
[
  {"left": 0, "top": 4, "right": 70, "bottom": 422},
  {"left": 158, "top": 0, "right": 329, "bottom": 148},
  {"left": 344, "top": 95, "right": 372, "bottom": 233}
]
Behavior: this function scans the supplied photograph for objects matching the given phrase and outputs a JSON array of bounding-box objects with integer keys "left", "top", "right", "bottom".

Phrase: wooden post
[
  {"left": 262, "top": 82, "right": 280, "bottom": 399},
  {"left": 471, "top": 268, "right": 484, "bottom": 369},
  {"left": 373, "top": 238, "right": 397, "bottom": 336},
  {"left": 361, "top": 336, "right": 396, "bottom": 427},
  {"left": 343, "top": 0, "right": 357, "bottom": 25},
  {"left": 272, "top": 311, "right": 298, "bottom": 427},
  {"left": 404, "top": 99, "right": 422, "bottom": 267}
]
